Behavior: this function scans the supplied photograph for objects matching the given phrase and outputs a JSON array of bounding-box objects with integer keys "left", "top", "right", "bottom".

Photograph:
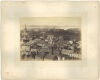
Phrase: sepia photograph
[
  {"left": 20, "top": 17, "right": 81, "bottom": 61},
  {"left": 2, "top": 1, "right": 99, "bottom": 80}
]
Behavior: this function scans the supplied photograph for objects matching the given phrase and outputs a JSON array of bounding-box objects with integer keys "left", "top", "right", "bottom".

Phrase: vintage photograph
[
  {"left": 20, "top": 17, "right": 81, "bottom": 61},
  {"left": 2, "top": 2, "right": 99, "bottom": 80}
]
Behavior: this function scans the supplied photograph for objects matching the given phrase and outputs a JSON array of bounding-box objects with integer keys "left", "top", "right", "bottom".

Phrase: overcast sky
[{"left": 20, "top": 17, "right": 81, "bottom": 30}]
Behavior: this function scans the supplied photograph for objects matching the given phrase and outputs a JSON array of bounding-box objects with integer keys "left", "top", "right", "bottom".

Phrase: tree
[
  {"left": 57, "top": 36, "right": 64, "bottom": 55},
  {"left": 47, "top": 35, "right": 55, "bottom": 55}
]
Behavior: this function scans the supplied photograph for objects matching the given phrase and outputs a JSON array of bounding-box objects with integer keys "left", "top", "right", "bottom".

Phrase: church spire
[{"left": 25, "top": 24, "right": 27, "bottom": 32}]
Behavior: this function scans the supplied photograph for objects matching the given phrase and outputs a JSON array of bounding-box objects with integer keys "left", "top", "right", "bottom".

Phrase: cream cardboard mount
[{"left": 1, "top": 1, "right": 99, "bottom": 80}]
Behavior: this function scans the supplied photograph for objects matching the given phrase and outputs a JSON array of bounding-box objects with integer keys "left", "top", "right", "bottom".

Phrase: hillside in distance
[{"left": 21, "top": 27, "right": 81, "bottom": 41}]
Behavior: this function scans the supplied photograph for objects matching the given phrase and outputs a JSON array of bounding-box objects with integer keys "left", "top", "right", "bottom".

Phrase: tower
[{"left": 23, "top": 25, "right": 28, "bottom": 38}]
